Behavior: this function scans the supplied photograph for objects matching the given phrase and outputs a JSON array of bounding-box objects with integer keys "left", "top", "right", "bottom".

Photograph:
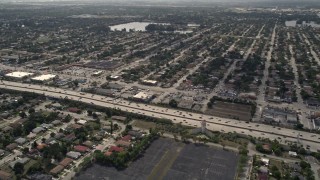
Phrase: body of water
[
  {"left": 109, "top": 22, "right": 194, "bottom": 33},
  {"left": 285, "top": 20, "right": 320, "bottom": 28},
  {"left": 109, "top": 22, "right": 170, "bottom": 32}
]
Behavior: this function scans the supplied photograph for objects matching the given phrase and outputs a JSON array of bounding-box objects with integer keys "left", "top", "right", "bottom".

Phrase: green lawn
[{"left": 132, "top": 120, "right": 157, "bottom": 130}]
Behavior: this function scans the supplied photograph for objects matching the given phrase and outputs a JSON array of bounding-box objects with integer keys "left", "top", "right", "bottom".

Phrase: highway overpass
[{"left": 1, "top": 80, "right": 320, "bottom": 152}]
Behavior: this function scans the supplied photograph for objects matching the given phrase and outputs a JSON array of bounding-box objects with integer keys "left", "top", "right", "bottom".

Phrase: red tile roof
[
  {"left": 36, "top": 143, "right": 47, "bottom": 150},
  {"left": 115, "top": 140, "right": 131, "bottom": 147},
  {"left": 262, "top": 144, "right": 271, "bottom": 151},
  {"left": 121, "top": 135, "right": 132, "bottom": 142},
  {"left": 59, "top": 158, "right": 73, "bottom": 167},
  {"left": 108, "top": 146, "right": 124, "bottom": 152},
  {"left": 68, "top": 108, "right": 81, "bottom": 113},
  {"left": 104, "top": 151, "right": 113, "bottom": 156},
  {"left": 258, "top": 173, "right": 268, "bottom": 180},
  {"left": 63, "top": 133, "right": 76, "bottom": 141},
  {"left": 69, "top": 124, "right": 82, "bottom": 129},
  {"left": 74, "top": 145, "right": 89, "bottom": 153},
  {"left": 50, "top": 165, "right": 64, "bottom": 175}
]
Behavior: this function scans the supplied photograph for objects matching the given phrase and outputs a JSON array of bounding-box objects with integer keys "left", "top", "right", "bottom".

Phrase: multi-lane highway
[{"left": 1, "top": 80, "right": 320, "bottom": 151}]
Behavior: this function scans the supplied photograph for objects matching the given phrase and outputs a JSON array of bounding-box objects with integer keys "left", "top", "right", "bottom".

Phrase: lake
[
  {"left": 285, "top": 20, "right": 320, "bottom": 28},
  {"left": 109, "top": 22, "right": 194, "bottom": 34},
  {"left": 110, "top": 22, "right": 169, "bottom": 32}
]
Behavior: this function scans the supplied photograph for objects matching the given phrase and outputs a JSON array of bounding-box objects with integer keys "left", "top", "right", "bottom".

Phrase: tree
[
  {"left": 24, "top": 121, "right": 36, "bottom": 133},
  {"left": 28, "top": 108, "right": 35, "bottom": 114},
  {"left": 300, "top": 161, "right": 311, "bottom": 169},
  {"left": 207, "top": 102, "right": 212, "bottom": 108},
  {"left": 270, "top": 165, "right": 281, "bottom": 179},
  {"left": 169, "top": 99, "right": 178, "bottom": 108},
  {"left": 113, "top": 123, "right": 119, "bottom": 130},
  {"left": 19, "top": 111, "right": 27, "bottom": 118},
  {"left": 22, "top": 147, "right": 29, "bottom": 154},
  {"left": 274, "top": 148, "right": 282, "bottom": 156},
  {"left": 92, "top": 113, "right": 98, "bottom": 119},
  {"left": 64, "top": 114, "right": 72, "bottom": 122},
  {"left": 87, "top": 110, "right": 93, "bottom": 116},
  {"left": 125, "top": 125, "right": 132, "bottom": 131},
  {"left": 173, "top": 134, "right": 178, "bottom": 141},
  {"left": 50, "top": 132, "right": 56, "bottom": 138},
  {"left": 32, "top": 141, "right": 38, "bottom": 148},
  {"left": 110, "top": 120, "right": 113, "bottom": 134},
  {"left": 295, "top": 123, "right": 304, "bottom": 130},
  {"left": 13, "top": 162, "right": 24, "bottom": 174},
  {"left": 73, "top": 80, "right": 79, "bottom": 87}
]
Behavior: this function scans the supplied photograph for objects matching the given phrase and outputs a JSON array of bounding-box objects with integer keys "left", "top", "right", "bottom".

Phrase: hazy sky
[
  {"left": 0, "top": 0, "right": 318, "bottom": 1},
  {"left": 0, "top": 0, "right": 319, "bottom": 5}
]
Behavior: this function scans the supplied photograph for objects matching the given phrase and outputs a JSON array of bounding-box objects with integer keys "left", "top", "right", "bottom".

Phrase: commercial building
[
  {"left": 92, "top": 71, "right": 103, "bottom": 76},
  {"left": 5, "top": 71, "right": 34, "bottom": 79},
  {"left": 141, "top": 79, "right": 158, "bottom": 86},
  {"left": 131, "top": 91, "right": 154, "bottom": 102},
  {"left": 77, "top": 120, "right": 87, "bottom": 125},
  {"left": 109, "top": 75, "right": 120, "bottom": 80},
  {"left": 31, "top": 74, "right": 57, "bottom": 82},
  {"left": 289, "top": 151, "right": 298, "bottom": 157}
]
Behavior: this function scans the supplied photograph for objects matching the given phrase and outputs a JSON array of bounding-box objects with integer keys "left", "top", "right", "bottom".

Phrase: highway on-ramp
[{"left": 1, "top": 80, "right": 320, "bottom": 151}]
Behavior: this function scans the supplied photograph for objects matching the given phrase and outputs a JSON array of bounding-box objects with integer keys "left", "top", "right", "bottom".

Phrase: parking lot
[{"left": 76, "top": 138, "right": 238, "bottom": 180}]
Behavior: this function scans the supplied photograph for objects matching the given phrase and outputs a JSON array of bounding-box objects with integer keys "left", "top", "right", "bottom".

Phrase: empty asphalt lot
[{"left": 76, "top": 138, "right": 238, "bottom": 180}]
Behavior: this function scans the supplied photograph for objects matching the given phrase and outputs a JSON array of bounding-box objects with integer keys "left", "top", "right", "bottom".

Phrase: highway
[{"left": 1, "top": 80, "right": 320, "bottom": 152}]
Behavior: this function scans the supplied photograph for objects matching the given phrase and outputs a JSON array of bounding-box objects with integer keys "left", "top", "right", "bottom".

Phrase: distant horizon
[{"left": 0, "top": 0, "right": 319, "bottom": 3}]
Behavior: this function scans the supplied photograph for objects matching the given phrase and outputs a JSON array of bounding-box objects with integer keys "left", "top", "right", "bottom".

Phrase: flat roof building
[
  {"left": 109, "top": 75, "right": 120, "bottom": 80},
  {"left": 132, "top": 91, "right": 154, "bottom": 102},
  {"left": 141, "top": 79, "right": 158, "bottom": 86},
  {"left": 92, "top": 71, "right": 103, "bottom": 76},
  {"left": 5, "top": 71, "right": 33, "bottom": 79},
  {"left": 31, "top": 74, "right": 57, "bottom": 82}
]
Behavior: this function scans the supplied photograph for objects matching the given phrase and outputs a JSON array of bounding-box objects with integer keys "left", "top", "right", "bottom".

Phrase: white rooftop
[
  {"left": 93, "top": 71, "right": 103, "bottom": 75},
  {"left": 77, "top": 120, "right": 87, "bottom": 125},
  {"left": 110, "top": 75, "right": 119, "bottom": 79},
  {"left": 31, "top": 74, "right": 57, "bottom": 81},
  {"left": 142, "top": 79, "right": 157, "bottom": 84},
  {"left": 5, "top": 71, "right": 33, "bottom": 78},
  {"left": 133, "top": 92, "right": 152, "bottom": 100}
]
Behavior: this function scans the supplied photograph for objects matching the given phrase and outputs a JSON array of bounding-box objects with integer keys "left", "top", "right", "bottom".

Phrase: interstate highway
[{"left": 1, "top": 80, "right": 320, "bottom": 151}]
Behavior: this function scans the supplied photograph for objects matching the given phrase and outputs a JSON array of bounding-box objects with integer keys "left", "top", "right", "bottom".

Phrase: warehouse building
[
  {"left": 31, "top": 74, "right": 58, "bottom": 82},
  {"left": 5, "top": 71, "right": 34, "bottom": 79},
  {"left": 131, "top": 91, "right": 155, "bottom": 102}
]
